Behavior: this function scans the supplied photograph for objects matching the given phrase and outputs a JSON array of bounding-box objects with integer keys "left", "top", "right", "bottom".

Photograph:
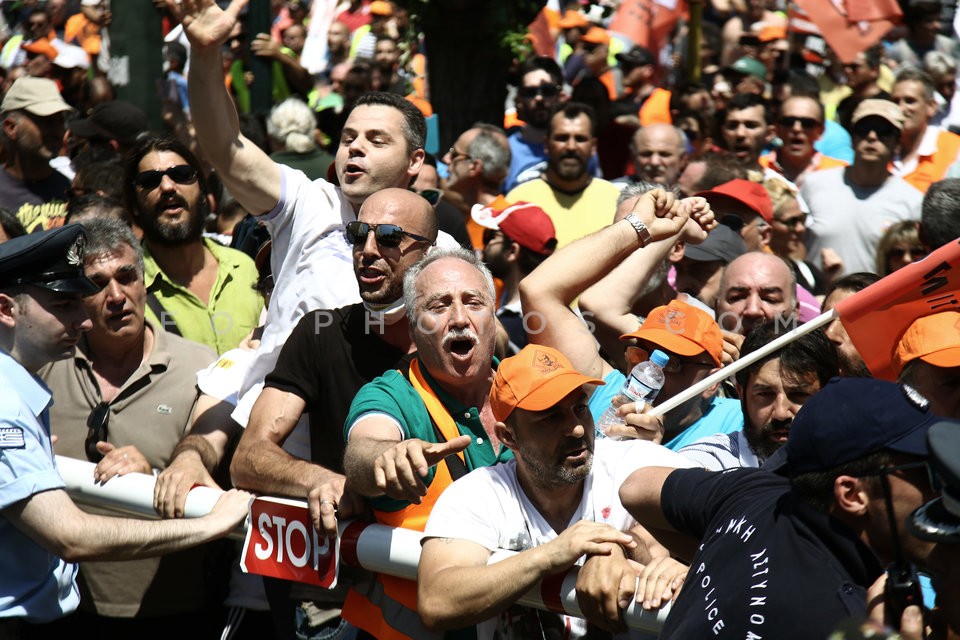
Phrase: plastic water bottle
[{"left": 595, "top": 349, "right": 669, "bottom": 438}]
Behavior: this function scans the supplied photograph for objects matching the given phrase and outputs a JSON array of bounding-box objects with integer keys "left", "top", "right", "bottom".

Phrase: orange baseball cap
[
  {"left": 892, "top": 311, "right": 960, "bottom": 375},
  {"left": 490, "top": 345, "right": 605, "bottom": 422},
  {"left": 558, "top": 10, "right": 589, "bottom": 29},
  {"left": 620, "top": 299, "right": 723, "bottom": 367},
  {"left": 580, "top": 26, "right": 610, "bottom": 45},
  {"left": 369, "top": 1, "right": 393, "bottom": 16}
]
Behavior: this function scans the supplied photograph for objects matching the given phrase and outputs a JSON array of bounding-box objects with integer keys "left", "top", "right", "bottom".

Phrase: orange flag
[
  {"left": 791, "top": 0, "right": 901, "bottom": 64},
  {"left": 835, "top": 239, "right": 960, "bottom": 381},
  {"left": 608, "top": 0, "right": 687, "bottom": 55}
]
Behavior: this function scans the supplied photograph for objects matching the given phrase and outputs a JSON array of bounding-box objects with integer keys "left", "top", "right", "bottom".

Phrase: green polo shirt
[
  {"left": 345, "top": 360, "right": 513, "bottom": 513},
  {"left": 143, "top": 238, "right": 263, "bottom": 355}
]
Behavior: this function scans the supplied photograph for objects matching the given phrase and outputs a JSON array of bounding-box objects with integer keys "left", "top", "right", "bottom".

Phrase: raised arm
[
  {"left": 519, "top": 190, "right": 691, "bottom": 380},
  {"left": 168, "top": 0, "right": 281, "bottom": 214},
  {"left": 579, "top": 197, "right": 714, "bottom": 371}
]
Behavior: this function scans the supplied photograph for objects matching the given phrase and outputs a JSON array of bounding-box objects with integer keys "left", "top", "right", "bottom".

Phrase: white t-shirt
[
  {"left": 423, "top": 438, "right": 692, "bottom": 640},
  {"left": 230, "top": 166, "right": 458, "bottom": 427}
]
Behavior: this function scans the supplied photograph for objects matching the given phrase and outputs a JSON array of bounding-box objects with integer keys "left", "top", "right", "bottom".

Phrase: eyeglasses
[
  {"left": 517, "top": 83, "right": 561, "bottom": 99},
  {"left": 887, "top": 246, "right": 927, "bottom": 261},
  {"left": 409, "top": 187, "right": 443, "bottom": 206},
  {"left": 852, "top": 121, "right": 900, "bottom": 140},
  {"left": 134, "top": 165, "right": 198, "bottom": 190},
  {"left": 446, "top": 146, "right": 472, "bottom": 164},
  {"left": 775, "top": 214, "right": 806, "bottom": 229},
  {"left": 626, "top": 346, "right": 715, "bottom": 374},
  {"left": 778, "top": 116, "right": 821, "bottom": 130},
  {"left": 85, "top": 402, "right": 110, "bottom": 463},
  {"left": 344, "top": 221, "right": 434, "bottom": 248}
]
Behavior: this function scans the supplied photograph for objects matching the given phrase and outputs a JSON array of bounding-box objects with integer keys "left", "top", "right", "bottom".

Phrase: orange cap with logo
[
  {"left": 490, "top": 345, "right": 605, "bottom": 422},
  {"left": 620, "top": 299, "right": 723, "bottom": 367},
  {"left": 893, "top": 311, "right": 960, "bottom": 375}
]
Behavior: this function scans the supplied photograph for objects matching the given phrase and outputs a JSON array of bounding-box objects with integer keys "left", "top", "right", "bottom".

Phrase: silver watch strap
[{"left": 624, "top": 212, "right": 653, "bottom": 247}]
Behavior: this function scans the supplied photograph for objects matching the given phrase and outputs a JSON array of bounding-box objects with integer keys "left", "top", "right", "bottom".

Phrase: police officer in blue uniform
[{"left": 0, "top": 225, "right": 253, "bottom": 638}]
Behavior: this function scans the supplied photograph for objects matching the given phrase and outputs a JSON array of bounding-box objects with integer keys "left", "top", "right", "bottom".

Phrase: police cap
[{"left": 0, "top": 224, "right": 101, "bottom": 294}]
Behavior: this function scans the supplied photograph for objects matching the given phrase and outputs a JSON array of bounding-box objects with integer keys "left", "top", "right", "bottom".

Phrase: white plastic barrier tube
[{"left": 58, "top": 455, "right": 670, "bottom": 633}]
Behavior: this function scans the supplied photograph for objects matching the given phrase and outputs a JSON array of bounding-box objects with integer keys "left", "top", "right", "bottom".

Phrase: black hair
[
  {"left": 823, "top": 272, "right": 881, "bottom": 302},
  {"left": 725, "top": 92, "right": 771, "bottom": 126},
  {"left": 735, "top": 320, "right": 839, "bottom": 391},
  {"left": 517, "top": 55, "right": 564, "bottom": 88},
  {"left": 0, "top": 208, "right": 27, "bottom": 240},
  {"left": 790, "top": 450, "right": 894, "bottom": 512},
  {"left": 353, "top": 91, "right": 426, "bottom": 152},
  {"left": 123, "top": 135, "right": 209, "bottom": 216},
  {"left": 547, "top": 101, "right": 597, "bottom": 137}
]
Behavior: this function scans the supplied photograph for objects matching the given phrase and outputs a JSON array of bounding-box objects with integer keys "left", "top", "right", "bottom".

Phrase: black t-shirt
[
  {"left": 659, "top": 468, "right": 883, "bottom": 640},
  {"left": 0, "top": 168, "right": 69, "bottom": 232},
  {"left": 264, "top": 304, "right": 409, "bottom": 472}
]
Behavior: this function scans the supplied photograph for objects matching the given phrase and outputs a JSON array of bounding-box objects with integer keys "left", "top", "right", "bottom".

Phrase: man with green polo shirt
[
  {"left": 341, "top": 246, "right": 513, "bottom": 639},
  {"left": 123, "top": 136, "right": 262, "bottom": 355}
]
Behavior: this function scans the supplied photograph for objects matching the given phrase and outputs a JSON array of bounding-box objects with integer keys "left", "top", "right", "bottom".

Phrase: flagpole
[{"left": 648, "top": 308, "right": 838, "bottom": 417}]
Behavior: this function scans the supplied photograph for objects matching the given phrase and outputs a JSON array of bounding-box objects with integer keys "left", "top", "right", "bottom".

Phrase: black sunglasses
[
  {"left": 85, "top": 402, "right": 110, "bottom": 463},
  {"left": 853, "top": 121, "right": 899, "bottom": 140},
  {"left": 344, "top": 221, "right": 433, "bottom": 248},
  {"left": 409, "top": 187, "right": 443, "bottom": 206},
  {"left": 779, "top": 116, "right": 821, "bottom": 130},
  {"left": 518, "top": 83, "right": 561, "bottom": 99},
  {"left": 134, "top": 165, "right": 198, "bottom": 190},
  {"left": 856, "top": 460, "right": 942, "bottom": 494}
]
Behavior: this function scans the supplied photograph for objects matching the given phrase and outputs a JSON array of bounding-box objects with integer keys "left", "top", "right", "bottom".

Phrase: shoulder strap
[
  {"left": 145, "top": 290, "right": 181, "bottom": 337},
  {"left": 406, "top": 359, "right": 468, "bottom": 481}
]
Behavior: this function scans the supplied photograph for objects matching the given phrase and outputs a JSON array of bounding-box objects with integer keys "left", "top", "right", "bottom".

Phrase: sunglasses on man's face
[
  {"left": 85, "top": 402, "right": 110, "bottom": 463},
  {"left": 853, "top": 121, "right": 900, "bottom": 140},
  {"left": 778, "top": 116, "right": 821, "bottom": 130},
  {"left": 134, "top": 165, "right": 198, "bottom": 191},
  {"left": 517, "top": 83, "right": 561, "bottom": 100},
  {"left": 409, "top": 187, "right": 443, "bottom": 206},
  {"left": 344, "top": 221, "right": 433, "bottom": 248}
]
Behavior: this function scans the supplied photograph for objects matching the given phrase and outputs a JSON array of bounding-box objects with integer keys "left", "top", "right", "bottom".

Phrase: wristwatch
[{"left": 624, "top": 212, "right": 653, "bottom": 247}]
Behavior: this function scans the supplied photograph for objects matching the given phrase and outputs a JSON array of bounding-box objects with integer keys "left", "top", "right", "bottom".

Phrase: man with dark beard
[
  {"left": 124, "top": 136, "right": 262, "bottom": 354},
  {"left": 416, "top": 343, "right": 694, "bottom": 637},
  {"left": 821, "top": 272, "right": 880, "bottom": 378},
  {"left": 678, "top": 320, "right": 838, "bottom": 469},
  {"left": 503, "top": 56, "right": 567, "bottom": 193},
  {"left": 472, "top": 199, "right": 557, "bottom": 355},
  {"left": 506, "top": 102, "right": 620, "bottom": 248}
]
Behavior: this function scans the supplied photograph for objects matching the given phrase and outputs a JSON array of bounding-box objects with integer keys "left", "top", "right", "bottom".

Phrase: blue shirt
[
  {"left": 0, "top": 351, "right": 78, "bottom": 621},
  {"left": 589, "top": 369, "right": 743, "bottom": 450}
]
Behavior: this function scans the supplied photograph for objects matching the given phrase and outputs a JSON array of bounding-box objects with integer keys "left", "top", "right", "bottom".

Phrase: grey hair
[
  {"left": 894, "top": 65, "right": 935, "bottom": 101},
  {"left": 266, "top": 97, "right": 317, "bottom": 154},
  {"left": 80, "top": 217, "right": 145, "bottom": 276},
  {"left": 467, "top": 128, "right": 511, "bottom": 184},
  {"left": 617, "top": 180, "right": 662, "bottom": 206},
  {"left": 923, "top": 50, "right": 957, "bottom": 81},
  {"left": 403, "top": 247, "right": 496, "bottom": 325}
]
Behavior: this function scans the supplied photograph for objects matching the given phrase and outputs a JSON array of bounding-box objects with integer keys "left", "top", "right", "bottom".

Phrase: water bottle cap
[{"left": 650, "top": 349, "right": 670, "bottom": 367}]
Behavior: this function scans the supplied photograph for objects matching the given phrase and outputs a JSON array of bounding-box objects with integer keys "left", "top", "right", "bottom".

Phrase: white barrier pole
[
  {"left": 649, "top": 308, "right": 837, "bottom": 417},
  {"left": 58, "top": 455, "right": 669, "bottom": 633}
]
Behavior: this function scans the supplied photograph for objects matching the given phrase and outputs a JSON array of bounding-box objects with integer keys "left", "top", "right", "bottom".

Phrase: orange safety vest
[
  {"left": 340, "top": 358, "right": 466, "bottom": 640},
  {"left": 902, "top": 129, "right": 960, "bottom": 193}
]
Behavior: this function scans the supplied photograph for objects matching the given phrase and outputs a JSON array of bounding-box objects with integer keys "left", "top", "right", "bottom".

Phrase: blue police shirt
[{"left": 0, "top": 350, "right": 79, "bottom": 622}]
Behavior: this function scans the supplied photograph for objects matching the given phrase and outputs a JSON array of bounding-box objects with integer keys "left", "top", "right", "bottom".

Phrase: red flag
[
  {"left": 835, "top": 239, "right": 960, "bottom": 381},
  {"left": 791, "top": 0, "right": 900, "bottom": 64},
  {"left": 608, "top": 0, "right": 687, "bottom": 55},
  {"left": 526, "top": 8, "right": 556, "bottom": 58}
]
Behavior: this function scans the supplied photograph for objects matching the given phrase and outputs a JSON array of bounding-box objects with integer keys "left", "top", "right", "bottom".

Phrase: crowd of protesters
[{"left": 2, "top": 0, "right": 960, "bottom": 639}]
